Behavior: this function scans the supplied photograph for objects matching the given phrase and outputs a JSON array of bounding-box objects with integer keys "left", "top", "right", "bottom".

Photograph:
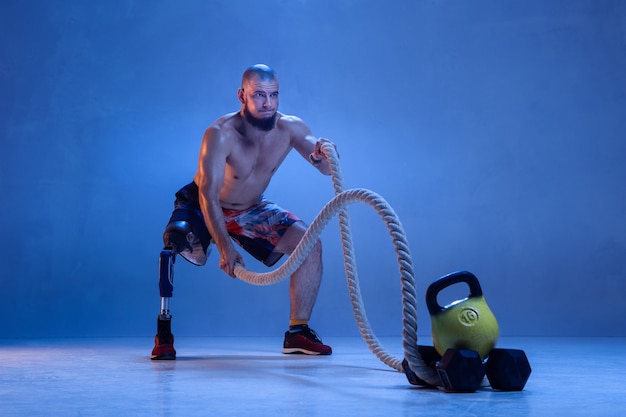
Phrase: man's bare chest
[{"left": 227, "top": 137, "right": 291, "bottom": 181}]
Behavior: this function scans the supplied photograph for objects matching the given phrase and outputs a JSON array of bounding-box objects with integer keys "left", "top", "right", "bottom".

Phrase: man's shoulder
[
  {"left": 276, "top": 113, "right": 308, "bottom": 134},
  {"left": 277, "top": 113, "right": 304, "bottom": 124},
  {"left": 277, "top": 113, "right": 314, "bottom": 142},
  {"left": 205, "top": 112, "right": 241, "bottom": 137},
  {"left": 212, "top": 112, "right": 241, "bottom": 129}
]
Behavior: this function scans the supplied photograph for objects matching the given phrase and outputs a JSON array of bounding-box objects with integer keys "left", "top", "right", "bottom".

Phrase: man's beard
[{"left": 244, "top": 107, "right": 277, "bottom": 131}]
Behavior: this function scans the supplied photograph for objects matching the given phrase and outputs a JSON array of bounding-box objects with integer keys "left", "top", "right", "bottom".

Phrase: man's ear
[{"left": 237, "top": 88, "right": 245, "bottom": 104}]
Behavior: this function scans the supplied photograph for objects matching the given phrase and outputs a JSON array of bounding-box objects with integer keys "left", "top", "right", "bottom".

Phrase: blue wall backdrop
[{"left": 1, "top": 0, "right": 625, "bottom": 339}]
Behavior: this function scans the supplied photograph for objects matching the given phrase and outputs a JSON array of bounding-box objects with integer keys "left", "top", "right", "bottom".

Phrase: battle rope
[{"left": 233, "top": 144, "right": 440, "bottom": 386}]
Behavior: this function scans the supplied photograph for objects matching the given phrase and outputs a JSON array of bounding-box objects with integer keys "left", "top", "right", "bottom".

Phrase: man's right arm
[{"left": 195, "top": 126, "right": 244, "bottom": 277}]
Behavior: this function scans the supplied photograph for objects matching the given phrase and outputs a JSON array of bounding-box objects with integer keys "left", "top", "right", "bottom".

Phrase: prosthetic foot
[{"left": 152, "top": 316, "right": 176, "bottom": 360}]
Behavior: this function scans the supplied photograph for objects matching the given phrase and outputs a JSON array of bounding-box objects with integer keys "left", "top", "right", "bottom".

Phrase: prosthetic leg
[{"left": 151, "top": 221, "right": 196, "bottom": 360}]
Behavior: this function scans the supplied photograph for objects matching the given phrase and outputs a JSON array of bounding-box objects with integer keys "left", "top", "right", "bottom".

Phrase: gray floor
[{"left": 1, "top": 336, "right": 624, "bottom": 416}]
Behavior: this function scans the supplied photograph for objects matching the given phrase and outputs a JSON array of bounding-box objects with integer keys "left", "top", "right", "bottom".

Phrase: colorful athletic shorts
[{"left": 165, "top": 182, "right": 301, "bottom": 267}]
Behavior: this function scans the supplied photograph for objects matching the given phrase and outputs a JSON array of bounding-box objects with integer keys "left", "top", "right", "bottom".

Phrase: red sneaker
[
  {"left": 151, "top": 318, "right": 176, "bottom": 360},
  {"left": 151, "top": 333, "right": 176, "bottom": 360},
  {"left": 282, "top": 326, "right": 332, "bottom": 355}
]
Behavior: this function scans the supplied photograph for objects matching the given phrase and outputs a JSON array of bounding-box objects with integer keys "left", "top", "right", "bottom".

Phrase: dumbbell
[
  {"left": 402, "top": 345, "right": 442, "bottom": 387},
  {"left": 484, "top": 348, "right": 532, "bottom": 391},
  {"left": 437, "top": 348, "right": 485, "bottom": 392},
  {"left": 404, "top": 346, "right": 531, "bottom": 392},
  {"left": 403, "top": 346, "right": 484, "bottom": 392}
]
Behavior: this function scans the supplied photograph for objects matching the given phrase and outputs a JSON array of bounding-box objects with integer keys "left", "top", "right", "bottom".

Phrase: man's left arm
[{"left": 287, "top": 116, "right": 336, "bottom": 176}]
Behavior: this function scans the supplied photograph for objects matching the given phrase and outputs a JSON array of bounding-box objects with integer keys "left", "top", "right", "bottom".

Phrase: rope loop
[{"left": 233, "top": 142, "right": 439, "bottom": 385}]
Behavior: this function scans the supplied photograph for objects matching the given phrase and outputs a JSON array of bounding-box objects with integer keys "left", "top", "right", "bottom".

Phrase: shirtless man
[{"left": 151, "top": 64, "right": 335, "bottom": 359}]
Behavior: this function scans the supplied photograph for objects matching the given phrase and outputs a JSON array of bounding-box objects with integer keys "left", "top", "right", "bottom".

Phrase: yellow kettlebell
[{"left": 426, "top": 271, "right": 499, "bottom": 359}]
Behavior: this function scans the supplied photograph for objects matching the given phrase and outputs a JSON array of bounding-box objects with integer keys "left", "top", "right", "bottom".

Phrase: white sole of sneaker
[{"left": 282, "top": 348, "right": 330, "bottom": 355}]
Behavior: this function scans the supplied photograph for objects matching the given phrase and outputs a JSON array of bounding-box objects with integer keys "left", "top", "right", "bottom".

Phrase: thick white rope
[{"left": 233, "top": 144, "right": 439, "bottom": 386}]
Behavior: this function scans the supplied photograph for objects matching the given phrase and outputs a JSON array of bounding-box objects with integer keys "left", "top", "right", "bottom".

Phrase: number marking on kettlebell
[{"left": 458, "top": 307, "right": 479, "bottom": 326}]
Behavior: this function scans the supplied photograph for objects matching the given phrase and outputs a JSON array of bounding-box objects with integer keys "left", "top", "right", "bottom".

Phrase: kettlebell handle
[{"left": 426, "top": 270, "right": 484, "bottom": 315}]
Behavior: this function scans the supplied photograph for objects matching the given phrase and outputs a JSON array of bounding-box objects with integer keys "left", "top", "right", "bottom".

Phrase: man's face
[{"left": 240, "top": 76, "right": 279, "bottom": 130}]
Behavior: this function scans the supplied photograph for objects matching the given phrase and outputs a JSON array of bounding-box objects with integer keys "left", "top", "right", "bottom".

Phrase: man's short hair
[{"left": 242, "top": 64, "right": 277, "bottom": 86}]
